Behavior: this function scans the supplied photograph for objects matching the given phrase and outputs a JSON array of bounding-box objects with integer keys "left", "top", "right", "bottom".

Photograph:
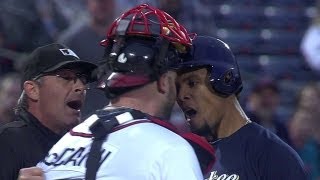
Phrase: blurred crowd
[{"left": 0, "top": 0, "right": 319, "bottom": 179}]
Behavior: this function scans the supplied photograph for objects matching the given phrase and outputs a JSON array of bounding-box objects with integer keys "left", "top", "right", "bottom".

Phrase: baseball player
[
  {"left": 35, "top": 4, "right": 214, "bottom": 180},
  {"left": 175, "top": 36, "right": 308, "bottom": 179}
]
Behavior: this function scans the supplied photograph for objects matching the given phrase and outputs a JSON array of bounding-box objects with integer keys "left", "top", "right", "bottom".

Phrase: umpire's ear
[{"left": 23, "top": 80, "right": 40, "bottom": 101}]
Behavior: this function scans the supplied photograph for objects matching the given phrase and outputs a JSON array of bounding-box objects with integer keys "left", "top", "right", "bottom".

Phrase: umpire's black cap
[{"left": 21, "top": 43, "right": 97, "bottom": 86}]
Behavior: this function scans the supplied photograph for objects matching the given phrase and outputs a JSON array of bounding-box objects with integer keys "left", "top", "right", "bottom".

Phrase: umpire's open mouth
[{"left": 66, "top": 100, "right": 82, "bottom": 111}]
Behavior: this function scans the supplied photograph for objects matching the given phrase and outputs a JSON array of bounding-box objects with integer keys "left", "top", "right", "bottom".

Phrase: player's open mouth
[
  {"left": 67, "top": 100, "right": 82, "bottom": 111},
  {"left": 184, "top": 108, "right": 197, "bottom": 120}
]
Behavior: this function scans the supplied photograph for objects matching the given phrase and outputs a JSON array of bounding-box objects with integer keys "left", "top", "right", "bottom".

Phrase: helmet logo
[
  {"left": 117, "top": 53, "right": 127, "bottom": 63},
  {"left": 223, "top": 70, "right": 234, "bottom": 84}
]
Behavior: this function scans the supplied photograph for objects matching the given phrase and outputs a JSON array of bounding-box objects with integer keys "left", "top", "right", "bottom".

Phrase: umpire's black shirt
[{"left": 0, "top": 109, "right": 61, "bottom": 180}]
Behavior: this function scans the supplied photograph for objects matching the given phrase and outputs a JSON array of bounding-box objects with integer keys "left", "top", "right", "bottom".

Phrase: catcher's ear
[
  {"left": 157, "top": 71, "right": 175, "bottom": 94},
  {"left": 23, "top": 80, "right": 40, "bottom": 101},
  {"left": 157, "top": 73, "right": 167, "bottom": 94}
]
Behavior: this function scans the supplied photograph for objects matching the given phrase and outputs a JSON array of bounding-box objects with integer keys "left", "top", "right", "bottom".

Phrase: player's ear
[{"left": 23, "top": 80, "right": 40, "bottom": 101}]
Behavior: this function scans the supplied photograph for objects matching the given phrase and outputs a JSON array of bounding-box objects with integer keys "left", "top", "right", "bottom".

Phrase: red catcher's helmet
[
  {"left": 95, "top": 4, "right": 195, "bottom": 98},
  {"left": 100, "top": 3, "right": 193, "bottom": 49}
]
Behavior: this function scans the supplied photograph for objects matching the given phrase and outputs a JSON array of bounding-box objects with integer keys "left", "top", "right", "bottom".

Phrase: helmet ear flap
[
  {"left": 210, "top": 67, "right": 242, "bottom": 98},
  {"left": 222, "top": 69, "right": 236, "bottom": 85}
]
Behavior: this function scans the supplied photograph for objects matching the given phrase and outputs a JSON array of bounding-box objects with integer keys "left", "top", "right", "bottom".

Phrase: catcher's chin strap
[{"left": 85, "top": 108, "right": 146, "bottom": 180}]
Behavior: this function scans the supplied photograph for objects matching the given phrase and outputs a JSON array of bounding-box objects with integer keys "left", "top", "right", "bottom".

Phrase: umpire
[{"left": 0, "top": 43, "right": 97, "bottom": 180}]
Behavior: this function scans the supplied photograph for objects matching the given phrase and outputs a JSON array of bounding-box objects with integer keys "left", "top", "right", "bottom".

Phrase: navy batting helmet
[
  {"left": 178, "top": 36, "right": 242, "bottom": 97},
  {"left": 94, "top": 4, "right": 194, "bottom": 98}
]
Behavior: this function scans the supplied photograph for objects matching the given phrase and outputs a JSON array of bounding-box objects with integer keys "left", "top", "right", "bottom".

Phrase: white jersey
[{"left": 37, "top": 112, "right": 203, "bottom": 180}]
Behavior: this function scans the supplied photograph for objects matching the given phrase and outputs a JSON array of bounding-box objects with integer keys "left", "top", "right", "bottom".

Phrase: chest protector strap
[{"left": 85, "top": 108, "right": 146, "bottom": 180}]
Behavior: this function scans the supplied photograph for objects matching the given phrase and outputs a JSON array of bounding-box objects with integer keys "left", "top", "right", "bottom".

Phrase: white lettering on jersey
[
  {"left": 206, "top": 171, "right": 239, "bottom": 180},
  {"left": 59, "top": 48, "right": 80, "bottom": 59}
]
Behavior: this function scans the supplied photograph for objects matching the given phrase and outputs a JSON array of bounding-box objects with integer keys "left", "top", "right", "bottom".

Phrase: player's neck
[{"left": 216, "top": 99, "right": 251, "bottom": 139}]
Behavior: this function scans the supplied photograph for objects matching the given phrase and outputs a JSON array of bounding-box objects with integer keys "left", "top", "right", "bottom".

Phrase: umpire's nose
[{"left": 74, "top": 78, "right": 87, "bottom": 95}]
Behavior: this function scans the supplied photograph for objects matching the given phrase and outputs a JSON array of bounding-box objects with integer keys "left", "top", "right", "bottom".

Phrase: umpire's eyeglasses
[{"left": 33, "top": 69, "right": 90, "bottom": 85}]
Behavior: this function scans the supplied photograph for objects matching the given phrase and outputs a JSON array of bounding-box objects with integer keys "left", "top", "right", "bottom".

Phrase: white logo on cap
[
  {"left": 117, "top": 53, "right": 127, "bottom": 63},
  {"left": 59, "top": 48, "right": 80, "bottom": 59}
]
